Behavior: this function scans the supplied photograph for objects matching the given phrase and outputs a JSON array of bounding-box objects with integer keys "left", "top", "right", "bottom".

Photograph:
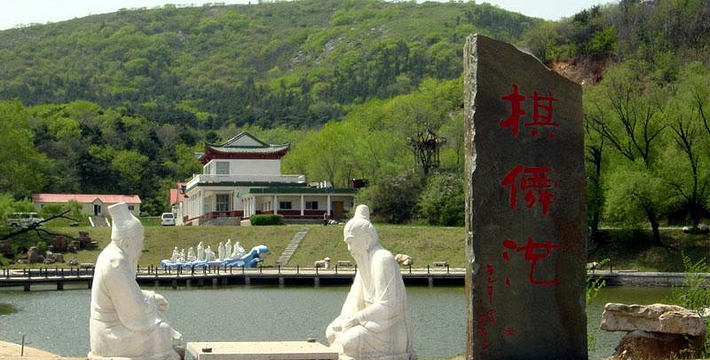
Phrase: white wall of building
[
  {"left": 34, "top": 201, "right": 140, "bottom": 217},
  {"left": 203, "top": 159, "right": 281, "bottom": 176}
]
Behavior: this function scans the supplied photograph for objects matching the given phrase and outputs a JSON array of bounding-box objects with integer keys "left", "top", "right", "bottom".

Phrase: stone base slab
[{"left": 186, "top": 341, "right": 338, "bottom": 360}]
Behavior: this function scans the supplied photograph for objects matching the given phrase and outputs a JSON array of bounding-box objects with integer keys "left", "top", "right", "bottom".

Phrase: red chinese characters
[
  {"left": 486, "top": 264, "right": 497, "bottom": 305},
  {"left": 500, "top": 84, "right": 558, "bottom": 138},
  {"left": 502, "top": 238, "right": 560, "bottom": 285},
  {"left": 477, "top": 309, "right": 496, "bottom": 352},
  {"left": 501, "top": 165, "right": 555, "bottom": 215}
]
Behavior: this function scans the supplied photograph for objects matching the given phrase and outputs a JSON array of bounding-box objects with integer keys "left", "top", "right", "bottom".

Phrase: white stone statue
[
  {"left": 179, "top": 249, "right": 185, "bottom": 263},
  {"left": 231, "top": 241, "right": 246, "bottom": 259},
  {"left": 89, "top": 202, "right": 183, "bottom": 360},
  {"left": 326, "top": 205, "right": 414, "bottom": 360},
  {"left": 170, "top": 247, "right": 180, "bottom": 263},
  {"left": 205, "top": 246, "right": 215, "bottom": 261},
  {"left": 197, "top": 241, "right": 205, "bottom": 261},
  {"left": 218, "top": 242, "right": 226, "bottom": 261},
  {"left": 187, "top": 247, "right": 196, "bottom": 262},
  {"left": 224, "top": 239, "right": 232, "bottom": 259}
]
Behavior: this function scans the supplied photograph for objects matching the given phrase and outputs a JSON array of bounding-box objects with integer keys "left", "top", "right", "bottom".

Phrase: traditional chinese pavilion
[{"left": 176, "top": 132, "right": 356, "bottom": 225}]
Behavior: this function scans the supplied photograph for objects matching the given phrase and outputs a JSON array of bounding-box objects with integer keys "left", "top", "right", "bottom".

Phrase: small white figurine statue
[
  {"left": 179, "top": 249, "right": 185, "bottom": 263},
  {"left": 326, "top": 205, "right": 414, "bottom": 360},
  {"left": 170, "top": 247, "right": 180, "bottom": 263},
  {"left": 187, "top": 247, "right": 196, "bottom": 262},
  {"left": 224, "top": 239, "right": 233, "bottom": 259},
  {"left": 218, "top": 242, "right": 226, "bottom": 261},
  {"left": 205, "top": 246, "right": 215, "bottom": 261},
  {"left": 231, "top": 241, "right": 246, "bottom": 259},
  {"left": 89, "top": 202, "right": 182, "bottom": 360},
  {"left": 197, "top": 241, "right": 205, "bottom": 261}
]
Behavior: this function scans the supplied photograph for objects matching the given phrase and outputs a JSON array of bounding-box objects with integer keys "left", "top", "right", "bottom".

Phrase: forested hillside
[
  {"left": 0, "top": 0, "right": 536, "bottom": 128},
  {"left": 1, "top": 0, "right": 710, "bottom": 233},
  {"left": 0, "top": 0, "right": 535, "bottom": 216}
]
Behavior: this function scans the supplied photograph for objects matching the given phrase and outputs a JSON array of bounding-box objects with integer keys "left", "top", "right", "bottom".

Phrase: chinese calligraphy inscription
[{"left": 464, "top": 35, "right": 587, "bottom": 360}]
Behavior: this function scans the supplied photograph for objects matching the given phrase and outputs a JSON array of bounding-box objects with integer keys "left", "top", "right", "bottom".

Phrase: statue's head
[
  {"left": 344, "top": 205, "right": 380, "bottom": 257},
  {"left": 108, "top": 202, "right": 144, "bottom": 260}
]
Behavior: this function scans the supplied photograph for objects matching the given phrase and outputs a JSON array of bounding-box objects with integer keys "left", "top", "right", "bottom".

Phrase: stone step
[{"left": 276, "top": 227, "right": 310, "bottom": 267}]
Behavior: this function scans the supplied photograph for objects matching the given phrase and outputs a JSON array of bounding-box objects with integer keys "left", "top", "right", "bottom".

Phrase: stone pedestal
[
  {"left": 463, "top": 34, "right": 587, "bottom": 359},
  {"left": 186, "top": 341, "right": 338, "bottom": 360}
]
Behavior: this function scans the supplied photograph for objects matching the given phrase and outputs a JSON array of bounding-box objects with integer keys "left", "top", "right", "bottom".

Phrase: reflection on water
[
  {"left": 0, "top": 303, "right": 18, "bottom": 315},
  {"left": 0, "top": 284, "right": 674, "bottom": 360}
]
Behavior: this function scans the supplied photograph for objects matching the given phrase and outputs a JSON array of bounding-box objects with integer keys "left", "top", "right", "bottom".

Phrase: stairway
[
  {"left": 276, "top": 227, "right": 309, "bottom": 267},
  {"left": 89, "top": 215, "right": 109, "bottom": 227}
]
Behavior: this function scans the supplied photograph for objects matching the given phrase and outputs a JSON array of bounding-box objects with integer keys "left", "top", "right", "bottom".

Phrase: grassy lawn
[
  {"left": 287, "top": 224, "right": 467, "bottom": 268},
  {"left": 5, "top": 224, "right": 710, "bottom": 272},
  {"left": 5, "top": 225, "right": 302, "bottom": 268},
  {"left": 588, "top": 228, "right": 710, "bottom": 272}
]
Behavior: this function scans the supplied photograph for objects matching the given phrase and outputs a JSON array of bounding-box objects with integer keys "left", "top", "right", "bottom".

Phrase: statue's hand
[
  {"left": 154, "top": 293, "right": 169, "bottom": 313},
  {"left": 340, "top": 315, "right": 359, "bottom": 330}
]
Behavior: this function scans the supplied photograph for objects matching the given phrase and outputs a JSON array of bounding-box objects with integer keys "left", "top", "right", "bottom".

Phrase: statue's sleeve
[
  {"left": 103, "top": 258, "right": 161, "bottom": 332},
  {"left": 340, "top": 271, "right": 363, "bottom": 316},
  {"left": 353, "top": 254, "right": 404, "bottom": 332}
]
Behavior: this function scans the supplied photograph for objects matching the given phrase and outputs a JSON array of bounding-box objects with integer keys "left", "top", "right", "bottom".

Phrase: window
[
  {"left": 216, "top": 194, "right": 230, "bottom": 212},
  {"left": 128, "top": 205, "right": 135, "bottom": 211},
  {"left": 216, "top": 161, "right": 230, "bottom": 175},
  {"left": 280, "top": 201, "right": 292, "bottom": 210},
  {"left": 305, "top": 201, "right": 318, "bottom": 210}
]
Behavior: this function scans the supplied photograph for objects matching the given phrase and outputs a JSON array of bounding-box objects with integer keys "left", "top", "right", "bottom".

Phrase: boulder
[
  {"left": 601, "top": 303, "right": 706, "bottom": 336},
  {"left": 27, "top": 246, "right": 40, "bottom": 263},
  {"left": 602, "top": 330, "right": 704, "bottom": 360}
]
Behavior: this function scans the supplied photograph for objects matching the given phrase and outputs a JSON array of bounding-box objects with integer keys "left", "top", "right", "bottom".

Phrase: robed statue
[
  {"left": 326, "top": 205, "right": 415, "bottom": 360},
  {"left": 89, "top": 202, "right": 183, "bottom": 360}
]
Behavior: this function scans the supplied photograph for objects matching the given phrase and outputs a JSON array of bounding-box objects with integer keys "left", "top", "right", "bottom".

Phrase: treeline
[
  {"left": 0, "top": 0, "right": 537, "bottom": 129},
  {"left": 2, "top": 0, "right": 710, "bottom": 232},
  {"left": 524, "top": 0, "right": 710, "bottom": 62}
]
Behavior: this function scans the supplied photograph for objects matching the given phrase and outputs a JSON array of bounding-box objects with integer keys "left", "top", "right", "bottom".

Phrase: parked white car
[
  {"left": 6, "top": 212, "right": 45, "bottom": 227},
  {"left": 160, "top": 212, "right": 176, "bottom": 226}
]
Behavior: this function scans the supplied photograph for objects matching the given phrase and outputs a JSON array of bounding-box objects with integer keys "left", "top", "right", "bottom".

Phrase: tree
[
  {"left": 355, "top": 170, "right": 424, "bottom": 224},
  {"left": 417, "top": 171, "right": 464, "bottom": 226},
  {"left": 0, "top": 100, "right": 48, "bottom": 198},
  {"left": 111, "top": 150, "right": 148, "bottom": 194},
  {"left": 589, "top": 63, "right": 668, "bottom": 244},
  {"left": 658, "top": 63, "right": 710, "bottom": 230},
  {"left": 605, "top": 168, "right": 669, "bottom": 244}
]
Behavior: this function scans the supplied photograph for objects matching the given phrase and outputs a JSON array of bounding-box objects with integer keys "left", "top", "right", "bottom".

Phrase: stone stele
[
  {"left": 326, "top": 205, "right": 415, "bottom": 360},
  {"left": 89, "top": 202, "right": 182, "bottom": 360},
  {"left": 464, "top": 34, "right": 587, "bottom": 359},
  {"left": 600, "top": 303, "right": 706, "bottom": 336}
]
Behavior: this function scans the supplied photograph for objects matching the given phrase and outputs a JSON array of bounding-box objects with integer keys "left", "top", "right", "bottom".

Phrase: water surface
[{"left": 0, "top": 284, "right": 674, "bottom": 359}]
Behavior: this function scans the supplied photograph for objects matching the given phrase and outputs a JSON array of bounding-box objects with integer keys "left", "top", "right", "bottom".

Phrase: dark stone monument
[{"left": 463, "top": 34, "right": 587, "bottom": 359}]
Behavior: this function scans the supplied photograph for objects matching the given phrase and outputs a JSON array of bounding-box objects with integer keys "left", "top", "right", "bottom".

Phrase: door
[
  {"left": 93, "top": 204, "right": 101, "bottom": 216},
  {"left": 333, "top": 201, "right": 344, "bottom": 219}
]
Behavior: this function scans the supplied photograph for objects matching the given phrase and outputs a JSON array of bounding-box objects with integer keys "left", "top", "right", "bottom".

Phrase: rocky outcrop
[
  {"left": 607, "top": 330, "right": 705, "bottom": 360},
  {"left": 601, "top": 303, "right": 707, "bottom": 360},
  {"left": 601, "top": 303, "right": 706, "bottom": 336}
]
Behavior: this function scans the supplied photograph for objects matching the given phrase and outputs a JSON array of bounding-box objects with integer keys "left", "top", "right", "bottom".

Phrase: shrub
[
  {"left": 417, "top": 171, "right": 464, "bottom": 226},
  {"left": 250, "top": 214, "right": 284, "bottom": 226},
  {"left": 670, "top": 253, "right": 710, "bottom": 356},
  {"left": 355, "top": 170, "right": 425, "bottom": 224}
]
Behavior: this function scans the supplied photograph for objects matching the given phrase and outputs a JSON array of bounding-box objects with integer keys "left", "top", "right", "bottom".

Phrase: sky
[{"left": 0, "top": 0, "right": 616, "bottom": 31}]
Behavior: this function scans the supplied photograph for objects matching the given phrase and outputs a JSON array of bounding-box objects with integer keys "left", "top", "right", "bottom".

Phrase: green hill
[{"left": 0, "top": 0, "right": 539, "bottom": 128}]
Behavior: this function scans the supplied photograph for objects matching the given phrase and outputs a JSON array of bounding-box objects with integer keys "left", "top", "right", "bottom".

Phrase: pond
[{"left": 0, "top": 285, "right": 674, "bottom": 359}]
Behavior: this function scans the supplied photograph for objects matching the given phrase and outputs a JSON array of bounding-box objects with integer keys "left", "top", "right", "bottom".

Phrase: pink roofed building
[{"left": 32, "top": 193, "right": 141, "bottom": 217}]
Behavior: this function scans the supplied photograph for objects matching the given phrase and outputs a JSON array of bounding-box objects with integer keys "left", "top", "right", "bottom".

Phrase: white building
[
  {"left": 178, "top": 132, "right": 356, "bottom": 225},
  {"left": 32, "top": 193, "right": 141, "bottom": 217}
]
